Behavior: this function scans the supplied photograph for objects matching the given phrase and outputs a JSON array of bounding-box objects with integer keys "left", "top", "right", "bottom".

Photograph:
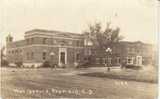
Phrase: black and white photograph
[{"left": 0, "top": 0, "right": 159, "bottom": 99}]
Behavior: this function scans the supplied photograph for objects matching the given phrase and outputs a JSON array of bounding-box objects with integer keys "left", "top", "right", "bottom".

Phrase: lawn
[
  {"left": 1, "top": 67, "right": 157, "bottom": 98},
  {"left": 79, "top": 67, "right": 158, "bottom": 83}
]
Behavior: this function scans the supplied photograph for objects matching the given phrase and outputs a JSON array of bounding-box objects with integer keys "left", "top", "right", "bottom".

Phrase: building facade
[
  {"left": 6, "top": 29, "right": 156, "bottom": 67},
  {"left": 85, "top": 41, "right": 156, "bottom": 67},
  {"left": 6, "top": 29, "right": 85, "bottom": 67}
]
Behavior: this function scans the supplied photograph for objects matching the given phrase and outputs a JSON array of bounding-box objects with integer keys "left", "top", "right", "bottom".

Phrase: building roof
[
  {"left": 119, "top": 41, "right": 153, "bottom": 47},
  {"left": 7, "top": 40, "right": 25, "bottom": 48},
  {"left": 25, "top": 29, "right": 82, "bottom": 35},
  {"left": 25, "top": 29, "right": 83, "bottom": 39}
]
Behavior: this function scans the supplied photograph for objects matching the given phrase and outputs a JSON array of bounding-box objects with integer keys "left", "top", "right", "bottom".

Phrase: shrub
[
  {"left": 1, "top": 60, "right": 9, "bottom": 67},
  {"left": 15, "top": 61, "right": 23, "bottom": 67},
  {"left": 125, "top": 64, "right": 142, "bottom": 70},
  {"left": 76, "top": 61, "right": 90, "bottom": 68},
  {"left": 42, "top": 61, "right": 51, "bottom": 67}
]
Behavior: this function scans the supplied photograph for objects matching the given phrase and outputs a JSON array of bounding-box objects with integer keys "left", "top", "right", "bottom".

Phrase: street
[{"left": 1, "top": 67, "right": 157, "bottom": 99}]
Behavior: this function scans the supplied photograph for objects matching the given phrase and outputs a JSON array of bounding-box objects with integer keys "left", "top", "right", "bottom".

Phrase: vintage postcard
[{"left": 0, "top": 0, "right": 159, "bottom": 99}]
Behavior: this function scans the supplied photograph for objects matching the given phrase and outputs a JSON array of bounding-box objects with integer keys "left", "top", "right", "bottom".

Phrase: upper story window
[
  {"left": 77, "top": 40, "right": 81, "bottom": 46},
  {"left": 27, "top": 39, "right": 30, "bottom": 44},
  {"left": 96, "top": 58, "right": 100, "bottom": 64},
  {"left": 31, "top": 38, "right": 34, "bottom": 44},
  {"left": 42, "top": 52, "right": 46, "bottom": 60},
  {"left": 8, "top": 51, "right": 10, "bottom": 54},
  {"left": 15, "top": 49, "right": 18, "bottom": 54},
  {"left": 116, "top": 57, "right": 120, "bottom": 64},
  {"left": 76, "top": 53, "right": 80, "bottom": 61},
  {"left": 12, "top": 50, "right": 14, "bottom": 54},
  {"left": 84, "top": 39, "right": 93, "bottom": 46},
  {"left": 88, "top": 49, "right": 92, "bottom": 55},
  {"left": 26, "top": 52, "right": 30, "bottom": 60},
  {"left": 31, "top": 52, "right": 34, "bottom": 59},
  {"left": 26, "top": 38, "right": 34, "bottom": 44},
  {"left": 53, "top": 40, "right": 57, "bottom": 44},
  {"left": 43, "top": 38, "right": 47, "bottom": 44},
  {"left": 19, "top": 49, "right": 22, "bottom": 53},
  {"left": 69, "top": 41, "right": 72, "bottom": 45},
  {"left": 127, "top": 47, "right": 135, "bottom": 53},
  {"left": 127, "top": 57, "right": 134, "bottom": 65}
]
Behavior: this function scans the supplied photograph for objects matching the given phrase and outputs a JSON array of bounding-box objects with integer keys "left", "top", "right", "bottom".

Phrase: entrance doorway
[
  {"left": 60, "top": 52, "right": 65, "bottom": 64},
  {"left": 58, "top": 48, "right": 67, "bottom": 66}
]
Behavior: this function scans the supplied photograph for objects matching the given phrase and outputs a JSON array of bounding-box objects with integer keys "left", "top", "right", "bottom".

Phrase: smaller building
[{"left": 84, "top": 41, "right": 156, "bottom": 67}]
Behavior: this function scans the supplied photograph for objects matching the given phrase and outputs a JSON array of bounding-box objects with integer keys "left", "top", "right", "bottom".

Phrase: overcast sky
[{"left": 0, "top": 0, "right": 158, "bottom": 47}]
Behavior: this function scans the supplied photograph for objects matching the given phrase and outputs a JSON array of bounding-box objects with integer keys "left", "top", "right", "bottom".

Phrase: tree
[
  {"left": 84, "top": 22, "right": 123, "bottom": 49},
  {"left": 1, "top": 46, "right": 5, "bottom": 61},
  {"left": 1, "top": 46, "right": 8, "bottom": 66}
]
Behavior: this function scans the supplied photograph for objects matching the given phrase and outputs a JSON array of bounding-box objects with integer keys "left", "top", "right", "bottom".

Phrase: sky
[{"left": 0, "top": 0, "right": 158, "bottom": 47}]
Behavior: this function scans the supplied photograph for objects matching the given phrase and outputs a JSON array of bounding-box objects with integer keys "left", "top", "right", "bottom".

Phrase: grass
[
  {"left": 79, "top": 68, "right": 158, "bottom": 83},
  {"left": 1, "top": 67, "right": 157, "bottom": 99}
]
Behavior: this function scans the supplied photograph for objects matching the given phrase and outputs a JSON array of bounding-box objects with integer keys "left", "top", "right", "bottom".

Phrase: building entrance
[
  {"left": 60, "top": 52, "right": 65, "bottom": 64},
  {"left": 58, "top": 48, "right": 67, "bottom": 66}
]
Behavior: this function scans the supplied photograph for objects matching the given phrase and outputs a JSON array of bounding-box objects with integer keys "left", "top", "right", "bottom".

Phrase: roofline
[
  {"left": 25, "top": 29, "right": 82, "bottom": 35},
  {"left": 119, "top": 40, "right": 153, "bottom": 46}
]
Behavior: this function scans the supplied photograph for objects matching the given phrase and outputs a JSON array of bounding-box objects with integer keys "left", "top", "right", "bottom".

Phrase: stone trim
[
  {"left": 25, "top": 33, "right": 83, "bottom": 40},
  {"left": 7, "top": 44, "right": 84, "bottom": 50}
]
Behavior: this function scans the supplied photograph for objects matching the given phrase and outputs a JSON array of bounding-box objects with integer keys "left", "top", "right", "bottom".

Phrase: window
[
  {"left": 96, "top": 58, "right": 100, "bottom": 64},
  {"left": 88, "top": 50, "right": 91, "bottom": 55},
  {"left": 137, "top": 50, "right": 139, "bottom": 53},
  {"left": 77, "top": 41, "right": 81, "bottom": 46},
  {"left": 69, "top": 41, "right": 72, "bottom": 45},
  {"left": 76, "top": 41, "right": 79, "bottom": 46},
  {"left": 108, "top": 58, "right": 112, "bottom": 64},
  {"left": 60, "top": 40, "right": 66, "bottom": 46},
  {"left": 12, "top": 50, "right": 14, "bottom": 54},
  {"left": 127, "top": 57, "right": 133, "bottom": 65},
  {"left": 53, "top": 40, "right": 57, "bottom": 44},
  {"left": 116, "top": 57, "right": 120, "bottom": 64},
  {"left": 102, "top": 58, "right": 106, "bottom": 64},
  {"left": 42, "top": 52, "right": 46, "bottom": 60},
  {"left": 84, "top": 50, "right": 88, "bottom": 55},
  {"left": 31, "top": 38, "right": 34, "bottom": 44},
  {"left": 15, "top": 49, "right": 18, "bottom": 54},
  {"left": 19, "top": 49, "right": 22, "bottom": 53},
  {"left": 76, "top": 53, "right": 80, "bottom": 61},
  {"left": 27, "top": 52, "right": 30, "bottom": 60},
  {"left": 27, "top": 39, "right": 30, "bottom": 44},
  {"left": 43, "top": 38, "right": 47, "bottom": 44},
  {"left": 31, "top": 52, "right": 34, "bottom": 59},
  {"left": 92, "top": 50, "right": 96, "bottom": 55},
  {"left": 133, "top": 48, "right": 135, "bottom": 52}
]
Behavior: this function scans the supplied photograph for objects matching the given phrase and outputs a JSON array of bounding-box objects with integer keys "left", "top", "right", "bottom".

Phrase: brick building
[
  {"left": 6, "top": 29, "right": 84, "bottom": 67},
  {"left": 6, "top": 29, "right": 156, "bottom": 67},
  {"left": 85, "top": 41, "right": 156, "bottom": 67}
]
